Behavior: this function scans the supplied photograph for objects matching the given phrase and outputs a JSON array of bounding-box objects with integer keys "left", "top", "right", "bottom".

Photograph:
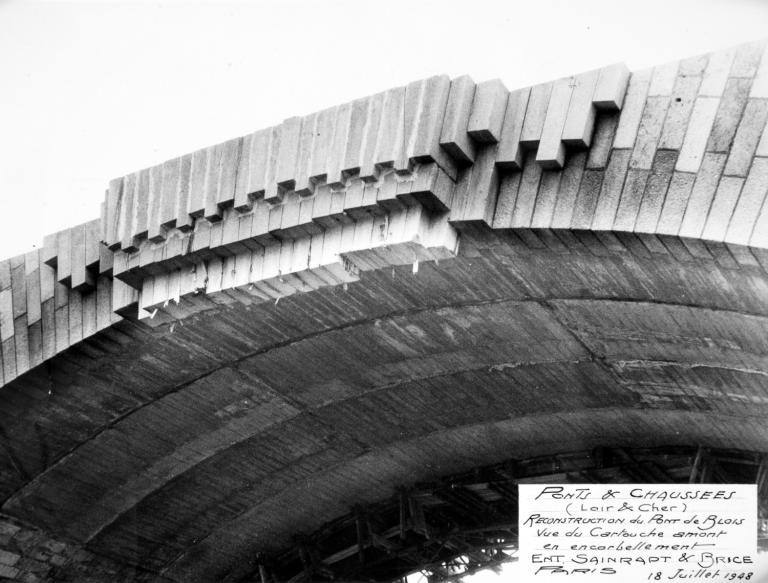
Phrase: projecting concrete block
[
  {"left": 407, "top": 76, "right": 452, "bottom": 176},
  {"left": 326, "top": 104, "right": 352, "bottom": 188},
  {"left": 613, "top": 69, "right": 651, "bottom": 148},
  {"left": 467, "top": 79, "right": 508, "bottom": 144},
  {"left": 71, "top": 224, "right": 95, "bottom": 292},
  {"left": 562, "top": 69, "right": 600, "bottom": 147},
  {"left": 55, "top": 229, "right": 72, "bottom": 285},
  {"left": 373, "top": 87, "right": 406, "bottom": 170},
  {"left": 537, "top": 78, "right": 574, "bottom": 169},
  {"left": 24, "top": 251, "right": 41, "bottom": 325},
  {"left": 496, "top": 87, "right": 530, "bottom": 171},
  {"left": 147, "top": 164, "right": 167, "bottom": 240},
  {"left": 294, "top": 113, "right": 318, "bottom": 196},
  {"left": 440, "top": 75, "right": 477, "bottom": 164},
  {"left": 276, "top": 117, "right": 301, "bottom": 191},
  {"left": 342, "top": 98, "right": 368, "bottom": 176},
  {"left": 188, "top": 147, "right": 208, "bottom": 219},
  {"left": 104, "top": 177, "right": 123, "bottom": 250},
  {"left": 359, "top": 92, "right": 385, "bottom": 181},
  {"left": 237, "top": 126, "right": 279, "bottom": 204},
  {"left": 262, "top": 127, "right": 283, "bottom": 204},
  {"left": 175, "top": 154, "right": 194, "bottom": 231},
  {"left": 308, "top": 106, "right": 336, "bottom": 184},
  {"left": 117, "top": 173, "right": 137, "bottom": 251},
  {"left": 520, "top": 82, "right": 553, "bottom": 148},
  {"left": 593, "top": 63, "right": 630, "bottom": 111}
]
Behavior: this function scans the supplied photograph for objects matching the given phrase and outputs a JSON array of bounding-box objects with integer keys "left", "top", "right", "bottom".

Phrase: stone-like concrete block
[
  {"left": 757, "top": 116, "right": 768, "bottom": 157},
  {"left": 551, "top": 151, "right": 586, "bottom": 228},
  {"left": 707, "top": 78, "right": 751, "bottom": 153},
  {"left": 678, "top": 54, "right": 708, "bottom": 77},
  {"left": 658, "top": 75, "right": 702, "bottom": 150},
  {"left": 496, "top": 87, "right": 530, "bottom": 170},
  {"left": 726, "top": 157, "right": 768, "bottom": 245},
  {"left": 702, "top": 175, "right": 744, "bottom": 241},
  {"left": 262, "top": 127, "right": 284, "bottom": 203},
  {"left": 55, "top": 228, "right": 72, "bottom": 285},
  {"left": 630, "top": 96, "right": 669, "bottom": 170},
  {"left": 24, "top": 251, "right": 41, "bottom": 326},
  {"left": 679, "top": 152, "right": 727, "bottom": 238},
  {"left": 440, "top": 75, "right": 476, "bottom": 164},
  {"left": 343, "top": 99, "right": 367, "bottom": 176},
  {"left": 175, "top": 154, "right": 194, "bottom": 230},
  {"left": 530, "top": 169, "right": 562, "bottom": 227},
  {"left": 699, "top": 49, "right": 734, "bottom": 97},
  {"left": 648, "top": 61, "right": 679, "bottom": 96},
  {"left": 104, "top": 177, "right": 124, "bottom": 250},
  {"left": 730, "top": 40, "right": 766, "bottom": 78},
  {"left": 373, "top": 87, "right": 406, "bottom": 170},
  {"left": 325, "top": 103, "right": 352, "bottom": 188},
  {"left": 491, "top": 172, "right": 521, "bottom": 228},
  {"left": 467, "top": 79, "right": 508, "bottom": 144},
  {"left": 147, "top": 164, "right": 167, "bottom": 240},
  {"left": 613, "top": 69, "right": 651, "bottom": 148},
  {"left": 586, "top": 113, "right": 619, "bottom": 169},
  {"left": 593, "top": 63, "right": 630, "bottom": 110},
  {"left": 723, "top": 98, "right": 768, "bottom": 177},
  {"left": 520, "top": 82, "right": 553, "bottom": 148},
  {"left": 613, "top": 168, "right": 649, "bottom": 231},
  {"left": 276, "top": 116, "right": 302, "bottom": 190},
  {"left": 562, "top": 69, "right": 600, "bottom": 147},
  {"left": 656, "top": 172, "right": 696, "bottom": 235},
  {"left": 635, "top": 150, "right": 677, "bottom": 233},
  {"left": 676, "top": 97, "right": 720, "bottom": 173},
  {"left": 359, "top": 92, "right": 385, "bottom": 181},
  {"left": 571, "top": 169, "right": 604, "bottom": 230},
  {"left": 511, "top": 151, "right": 542, "bottom": 227},
  {"left": 750, "top": 44, "right": 768, "bottom": 98},
  {"left": 294, "top": 113, "right": 318, "bottom": 195},
  {"left": 537, "top": 78, "right": 573, "bottom": 169},
  {"left": 409, "top": 76, "right": 452, "bottom": 176},
  {"left": 187, "top": 147, "right": 208, "bottom": 219}
]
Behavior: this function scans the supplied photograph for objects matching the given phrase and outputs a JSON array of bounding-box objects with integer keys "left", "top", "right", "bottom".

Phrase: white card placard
[{"left": 519, "top": 484, "right": 757, "bottom": 581}]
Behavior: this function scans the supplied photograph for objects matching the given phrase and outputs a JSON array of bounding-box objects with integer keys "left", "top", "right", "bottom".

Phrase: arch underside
[{"left": 1, "top": 229, "right": 768, "bottom": 582}]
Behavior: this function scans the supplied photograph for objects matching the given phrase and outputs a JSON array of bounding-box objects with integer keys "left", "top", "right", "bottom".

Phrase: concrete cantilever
[{"left": 0, "top": 40, "right": 766, "bottom": 583}]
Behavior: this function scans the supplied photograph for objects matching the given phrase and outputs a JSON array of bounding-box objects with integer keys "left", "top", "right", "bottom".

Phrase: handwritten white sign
[{"left": 519, "top": 484, "right": 757, "bottom": 581}]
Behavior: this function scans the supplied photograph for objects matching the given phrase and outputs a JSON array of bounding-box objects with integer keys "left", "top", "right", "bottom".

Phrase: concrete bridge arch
[{"left": 0, "top": 39, "right": 767, "bottom": 582}]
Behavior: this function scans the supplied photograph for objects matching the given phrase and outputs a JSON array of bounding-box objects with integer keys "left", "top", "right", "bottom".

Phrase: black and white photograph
[{"left": 0, "top": 1, "right": 767, "bottom": 581}]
